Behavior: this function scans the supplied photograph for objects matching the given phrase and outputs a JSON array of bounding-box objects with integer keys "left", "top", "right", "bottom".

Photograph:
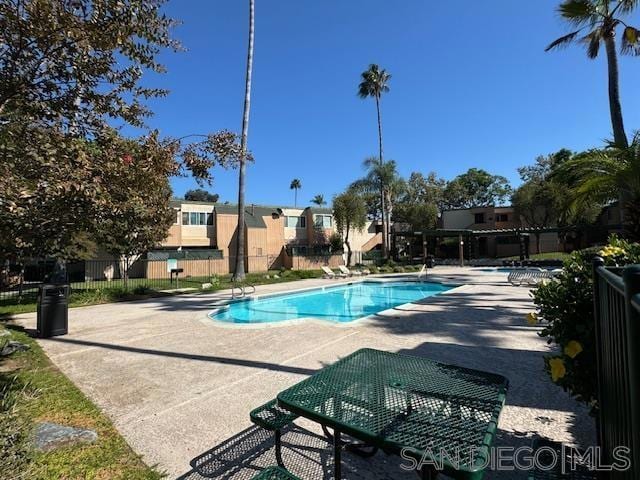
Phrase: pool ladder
[{"left": 231, "top": 283, "right": 256, "bottom": 299}]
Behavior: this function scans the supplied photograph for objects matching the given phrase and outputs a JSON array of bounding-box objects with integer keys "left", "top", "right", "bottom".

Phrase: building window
[
  {"left": 182, "top": 212, "right": 209, "bottom": 225},
  {"left": 496, "top": 213, "right": 508, "bottom": 222},
  {"left": 314, "top": 214, "right": 332, "bottom": 228},
  {"left": 474, "top": 213, "right": 485, "bottom": 224},
  {"left": 286, "top": 216, "right": 306, "bottom": 228}
]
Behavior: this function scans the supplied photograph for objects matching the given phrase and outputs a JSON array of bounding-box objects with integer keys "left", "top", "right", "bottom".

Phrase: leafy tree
[
  {"left": 94, "top": 133, "right": 177, "bottom": 287},
  {"left": 0, "top": 0, "right": 179, "bottom": 132},
  {"left": 185, "top": 189, "right": 220, "bottom": 203},
  {"left": 350, "top": 157, "right": 404, "bottom": 233},
  {"left": 546, "top": 0, "right": 640, "bottom": 148},
  {"left": 358, "top": 64, "right": 391, "bottom": 257},
  {"left": 0, "top": 0, "right": 244, "bottom": 269},
  {"left": 395, "top": 172, "right": 445, "bottom": 231},
  {"left": 311, "top": 194, "right": 327, "bottom": 207},
  {"left": 553, "top": 133, "right": 640, "bottom": 239},
  {"left": 333, "top": 191, "right": 367, "bottom": 266},
  {"left": 443, "top": 168, "right": 512, "bottom": 208},
  {"left": 514, "top": 150, "right": 601, "bottom": 251},
  {"left": 233, "top": 0, "right": 256, "bottom": 281},
  {"left": 290, "top": 178, "right": 302, "bottom": 207}
]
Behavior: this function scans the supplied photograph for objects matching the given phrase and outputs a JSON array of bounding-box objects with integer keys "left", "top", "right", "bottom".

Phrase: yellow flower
[
  {"left": 564, "top": 341, "right": 583, "bottom": 359},
  {"left": 526, "top": 312, "right": 538, "bottom": 325},
  {"left": 549, "top": 357, "right": 566, "bottom": 382}
]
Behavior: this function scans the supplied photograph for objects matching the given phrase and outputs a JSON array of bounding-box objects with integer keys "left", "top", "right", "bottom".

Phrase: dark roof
[{"left": 305, "top": 207, "right": 333, "bottom": 215}]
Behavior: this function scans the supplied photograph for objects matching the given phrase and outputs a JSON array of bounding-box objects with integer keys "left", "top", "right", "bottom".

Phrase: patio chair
[
  {"left": 250, "top": 399, "right": 299, "bottom": 468},
  {"left": 339, "top": 265, "right": 361, "bottom": 277},
  {"left": 321, "top": 266, "right": 346, "bottom": 279},
  {"left": 251, "top": 466, "right": 300, "bottom": 480}
]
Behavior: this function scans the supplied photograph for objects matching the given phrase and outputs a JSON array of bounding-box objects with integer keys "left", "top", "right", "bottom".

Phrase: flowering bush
[{"left": 532, "top": 236, "right": 640, "bottom": 412}]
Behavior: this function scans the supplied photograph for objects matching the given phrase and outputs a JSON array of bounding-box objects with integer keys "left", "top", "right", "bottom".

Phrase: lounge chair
[
  {"left": 321, "top": 266, "right": 346, "bottom": 279},
  {"left": 339, "top": 265, "right": 361, "bottom": 277},
  {"left": 507, "top": 268, "right": 555, "bottom": 287}
]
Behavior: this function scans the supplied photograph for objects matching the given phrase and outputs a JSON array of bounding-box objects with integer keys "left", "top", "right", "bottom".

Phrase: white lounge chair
[
  {"left": 339, "top": 265, "right": 361, "bottom": 277},
  {"left": 322, "top": 266, "right": 346, "bottom": 279},
  {"left": 507, "top": 268, "right": 556, "bottom": 286}
]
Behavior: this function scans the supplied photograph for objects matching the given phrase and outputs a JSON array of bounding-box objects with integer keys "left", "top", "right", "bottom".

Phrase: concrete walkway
[{"left": 11, "top": 268, "right": 595, "bottom": 479}]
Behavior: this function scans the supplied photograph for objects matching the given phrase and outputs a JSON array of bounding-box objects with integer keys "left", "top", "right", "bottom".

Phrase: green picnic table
[{"left": 277, "top": 348, "right": 508, "bottom": 480}]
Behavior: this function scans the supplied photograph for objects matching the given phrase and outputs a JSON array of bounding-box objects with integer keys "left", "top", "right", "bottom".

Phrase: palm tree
[
  {"left": 546, "top": 0, "right": 640, "bottom": 148},
  {"left": 311, "top": 194, "right": 326, "bottom": 207},
  {"left": 358, "top": 64, "right": 391, "bottom": 257},
  {"left": 290, "top": 178, "right": 302, "bottom": 207},
  {"left": 350, "top": 157, "right": 404, "bottom": 249},
  {"left": 553, "top": 132, "right": 640, "bottom": 239},
  {"left": 233, "top": 0, "right": 255, "bottom": 281}
]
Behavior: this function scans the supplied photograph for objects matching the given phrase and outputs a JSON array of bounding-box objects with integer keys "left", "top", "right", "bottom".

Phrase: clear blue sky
[{"left": 137, "top": 0, "right": 640, "bottom": 207}]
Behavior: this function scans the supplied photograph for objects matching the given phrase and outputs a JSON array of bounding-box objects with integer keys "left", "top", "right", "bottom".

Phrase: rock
[
  {"left": 201, "top": 282, "right": 212, "bottom": 289},
  {"left": 0, "top": 341, "right": 29, "bottom": 357},
  {"left": 264, "top": 275, "right": 270, "bottom": 279},
  {"left": 33, "top": 422, "right": 98, "bottom": 452},
  {"left": 273, "top": 274, "right": 280, "bottom": 279}
]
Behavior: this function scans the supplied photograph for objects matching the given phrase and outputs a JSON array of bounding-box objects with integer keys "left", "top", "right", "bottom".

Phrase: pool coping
[{"left": 203, "top": 276, "right": 466, "bottom": 329}]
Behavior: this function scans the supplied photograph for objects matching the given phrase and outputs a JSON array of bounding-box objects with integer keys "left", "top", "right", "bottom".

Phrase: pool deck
[{"left": 11, "top": 267, "right": 595, "bottom": 479}]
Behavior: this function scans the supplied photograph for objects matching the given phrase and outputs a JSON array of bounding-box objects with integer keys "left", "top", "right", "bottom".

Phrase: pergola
[{"left": 391, "top": 228, "right": 536, "bottom": 266}]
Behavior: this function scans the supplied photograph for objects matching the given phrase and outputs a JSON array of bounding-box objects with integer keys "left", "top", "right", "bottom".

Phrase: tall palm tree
[
  {"left": 290, "top": 178, "right": 302, "bottom": 207},
  {"left": 311, "top": 194, "right": 326, "bottom": 207},
  {"left": 546, "top": 0, "right": 640, "bottom": 148},
  {"left": 553, "top": 132, "right": 640, "bottom": 239},
  {"left": 233, "top": 0, "right": 255, "bottom": 281},
  {"left": 358, "top": 64, "right": 391, "bottom": 257},
  {"left": 350, "top": 157, "right": 404, "bottom": 250}
]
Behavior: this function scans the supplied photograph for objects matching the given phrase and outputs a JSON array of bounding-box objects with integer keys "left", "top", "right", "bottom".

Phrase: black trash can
[
  {"left": 426, "top": 255, "right": 435, "bottom": 268},
  {"left": 37, "top": 284, "right": 69, "bottom": 337}
]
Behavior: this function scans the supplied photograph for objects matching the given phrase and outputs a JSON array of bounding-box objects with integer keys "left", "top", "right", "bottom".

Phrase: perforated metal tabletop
[{"left": 277, "top": 348, "right": 508, "bottom": 479}]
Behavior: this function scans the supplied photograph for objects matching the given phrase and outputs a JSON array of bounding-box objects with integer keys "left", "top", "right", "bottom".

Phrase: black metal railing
[
  {"left": 0, "top": 256, "right": 280, "bottom": 301},
  {"left": 592, "top": 258, "right": 640, "bottom": 479}
]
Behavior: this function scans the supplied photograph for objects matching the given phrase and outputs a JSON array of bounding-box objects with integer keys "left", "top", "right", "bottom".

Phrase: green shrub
[
  {"left": 368, "top": 266, "right": 379, "bottom": 274},
  {"left": 392, "top": 266, "right": 405, "bottom": 273},
  {"left": 328, "top": 233, "right": 344, "bottom": 253},
  {"left": 532, "top": 236, "right": 640, "bottom": 412},
  {"left": 132, "top": 285, "right": 152, "bottom": 295}
]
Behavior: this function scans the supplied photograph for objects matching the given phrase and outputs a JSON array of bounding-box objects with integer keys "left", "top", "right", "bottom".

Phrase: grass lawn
[
  {"left": 0, "top": 324, "right": 163, "bottom": 479},
  {"left": 504, "top": 251, "right": 571, "bottom": 261},
  {"left": 0, "top": 269, "right": 324, "bottom": 319}
]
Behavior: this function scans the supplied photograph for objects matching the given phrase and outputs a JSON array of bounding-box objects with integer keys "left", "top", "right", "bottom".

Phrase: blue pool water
[{"left": 209, "top": 281, "right": 454, "bottom": 324}]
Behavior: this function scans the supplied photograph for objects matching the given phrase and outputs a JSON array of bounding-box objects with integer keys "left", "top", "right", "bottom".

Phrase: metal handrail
[
  {"left": 244, "top": 284, "right": 256, "bottom": 295},
  {"left": 231, "top": 284, "right": 244, "bottom": 299},
  {"left": 596, "top": 264, "right": 626, "bottom": 294}
]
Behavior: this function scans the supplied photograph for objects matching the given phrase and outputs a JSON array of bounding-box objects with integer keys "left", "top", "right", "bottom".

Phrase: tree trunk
[
  {"left": 375, "top": 95, "right": 388, "bottom": 260},
  {"left": 535, "top": 233, "right": 541, "bottom": 255},
  {"left": 604, "top": 31, "right": 630, "bottom": 226},
  {"left": 604, "top": 32, "right": 628, "bottom": 149},
  {"left": 294, "top": 188, "right": 297, "bottom": 208},
  {"left": 233, "top": 0, "right": 255, "bottom": 281},
  {"left": 345, "top": 223, "right": 352, "bottom": 267}
]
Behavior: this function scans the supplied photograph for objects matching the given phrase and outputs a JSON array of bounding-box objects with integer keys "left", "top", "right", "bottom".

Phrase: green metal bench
[
  {"left": 251, "top": 466, "right": 300, "bottom": 480},
  {"left": 250, "top": 399, "right": 298, "bottom": 467}
]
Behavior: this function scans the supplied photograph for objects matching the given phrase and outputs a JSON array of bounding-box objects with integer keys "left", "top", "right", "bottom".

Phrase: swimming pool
[{"left": 209, "top": 281, "right": 455, "bottom": 324}]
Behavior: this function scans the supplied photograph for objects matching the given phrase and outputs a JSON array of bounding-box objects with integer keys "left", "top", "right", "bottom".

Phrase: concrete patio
[{"left": 12, "top": 267, "right": 595, "bottom": 479}]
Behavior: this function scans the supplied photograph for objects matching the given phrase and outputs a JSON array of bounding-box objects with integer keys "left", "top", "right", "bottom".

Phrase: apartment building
[
  {"left": 441, "top": 206, "right": 559, "bottom": 257},
  {"left": 159, "top": 199, "right": 381, "bottom": 271}
]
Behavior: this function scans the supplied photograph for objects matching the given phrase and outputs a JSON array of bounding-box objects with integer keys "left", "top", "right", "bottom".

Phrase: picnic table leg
[
  {"left": 334, "top": 429, "right": 342, "bottom": 479},
  {"left": 420, "top": 465, "right": 437, "bottom": 479}
]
